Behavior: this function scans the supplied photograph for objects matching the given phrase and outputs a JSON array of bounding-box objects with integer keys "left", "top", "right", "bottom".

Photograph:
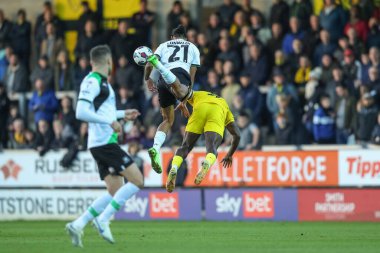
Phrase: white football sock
[
  {"left": 153, "top": 131, "right": 166, "bottom": 152},
  {"left": 72, "top": 193, "right": 112, "bottom": 229},
  {"left": 154, "top": 60, "right": 177, "bottom": 84},
  {"left": 98, "top": 182, "right": 140, "bottom": 223}
]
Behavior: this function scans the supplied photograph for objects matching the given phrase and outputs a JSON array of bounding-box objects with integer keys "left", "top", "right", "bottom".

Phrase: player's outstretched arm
[
  {"left": 116, "top": 109, "right": 141, "bottom": 121},
  {"left": 144, "top": 63, "right": 157, "bottom": 92},
  {"left": 221, "top": 122, "right": 241, "bottom": 168}
]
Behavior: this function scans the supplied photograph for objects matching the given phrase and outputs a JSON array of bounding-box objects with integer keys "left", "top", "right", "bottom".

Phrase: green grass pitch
[{"left": 0, "top": 221, "right": 379, "bottom": 253}]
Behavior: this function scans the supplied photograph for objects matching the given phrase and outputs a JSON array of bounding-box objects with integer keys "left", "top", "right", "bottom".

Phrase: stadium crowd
[{"left": 1, "top": 0, "right": 380, "bottom": 157}]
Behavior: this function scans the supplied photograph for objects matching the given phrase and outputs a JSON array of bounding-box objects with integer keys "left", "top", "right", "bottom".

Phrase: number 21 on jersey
[{"left": 168, "top": 45, "right": 189, "bottom": 63}]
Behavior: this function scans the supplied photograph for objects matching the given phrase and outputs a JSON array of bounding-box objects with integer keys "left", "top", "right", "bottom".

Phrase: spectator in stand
[
  {"left": 75, "top": 19, "right": 104, "bottom": 58},
  {"left": 346, "top": 27, "right": 365, "bottom": 59},
  {"left": 303, "top": 15, "right": 321, "bottom": 59},
  {"left": 313, "top": 94, "right": 336, "bottom": 144},
  {"left": 221, "top": 74, "right": 240, "bottom": 107},
  {"left": 356, "top": 92, "right": 379, "bottom": 143},
  {"left": 54, "top": 50, "right": 72, "bottom": 91},
  {"left": 368, "top": 66, "right": 380, "bottom": 89},
  {"left": 110, "top": 20, "right": 135, "bottom": 65},
  {"left": 0, "top": 9, "right": 12, "bottom": 49},
  {"left": 197, "top": 33, "right": 216, "bottom": 72},
  {"left": 319, "top": 0, "right": 347, "bottom": 43},
  {"left": 8, "top": 118, "right": 28, "bottom": 149},
  {"left": 58, "top": 96, "right": 78, "bottom": 134},
  {"left": 270, "top": 0, "right": 290, "bottom": 32},
  {"left": 371, "top": 112, "right": 380, "bottom": 145},
  {"left": 204, "top": 69, "right": 222, "bottom": 95},
  {"left": 229, "top": 10, "right": 246, "bottom": 42},
  {"left": 360, "top": 51, "right": 371, "bottom": 85},
  {"left": 179, "top": 13, "right": 197, "bottom": 32},
  {"left": 35, "top": 7, "right": 63, "bottom": 58},
  {"left": 0, "top": 81, "right": 9, "bottom": 148},
  {"left": 238, "top": 71, "right": 264, "bottom": 125},
  {"left": 335, "top": 83, "right": 356, "bottom": 144},
  {"left": 141, "top": 125, "right": 156, "bottom": 149},
  {"left": 167, "top": 1, "right": 185, "bottom": 37},
  {"left": 267, "top": 23, "right": 284, "bottom": 62},
  {"left": 116, "top": 86, "right": 138, "bottom": 111},
  {"left": 186, "top": 28, "right": 198, "bottom": 44},
  {"left": 290, "top": 0, "right": 313, "bottom": 30},
  {"left": 114, "top": 55, "right": 144, "bottom": 108},
  {"left": 143, "top": 94, "right": 162, "bottom": 128},
  {"left": 274, "top": 94, "right": 296, "bottom": 145},
  {"left": 51, "top": 119, "right": 64, "bottom": 149},
  {"left": 288, "top": 39, "right": 304, "bottom": 73},
  {"left": 236, "top": 110, "right": 260, "bottom": 150},
  {"left": 244, "top": 43, "right": 269, "bottom": 86},
  {"left": 7, "top": 105, "right": 20, "bottom": 132},
  {"left": 3, "top": 53, "right": 29, "bottom": 94},
  {"left": 341, "top": 48, "right": 361, "bottom": 85},
  {"left": 78, "top": 0, "right": 101, "bottom": 33},
  {"left": 250, "top": 13, "right": 271, "bottom": 44},
  {"left": 239, "top": 29, "right": 257, "bottom": 66},
  {"left": 304, "top": 68, "right": 322, "bottom": 111},
  {"left": 34, "top": 119, "right": 54, "bottom": 156},
  {"left": 267, "top": 68, "right": 298, "bottom": 117},
  {"left": 333, "top": 37, "right": 350, "bottom": 63},
  {"left": 294, "top": 55, "right": 311, "bottom": 89},
  {"left": 0, "top": 46, "right": 12, "bottom": 80},
  {"left": 272, "top": 50, "right": 292, "bottom": 83},
  {"left": 206, "top": 13, "right": 222, "bottom": 48},
  {"left": 369, "top": 47, "right": 380, "bottom": 73},
  {"left": 344, "top": 5, "right": 368, "bottom": 42},
  {"left": 320, "top": 53, "right": 334, "bottom": 85},
  {"left": 242, "top": 0, "right": 264, "bottom": 21},
  {"left": 218, "top": 0, "right": 241, "bottom": 28},
  {"left": 77, "top": 122, "right": 88, "bottom": 150},
  {"left": 10, "top": 9, "right": 31, "bottom": 67},
  {"left": 282, "top": 17, "right": 304, "bottom": 55},
  {"left": 131, "top": 0, "right": 155, "bottom": 47},
  {"left": 73, "top": 55, "right": 90, "bottom": 92},
  {"left": 35, "top": 1, "right": 62, "bottom": 38},
  {"left": 28, "top": 78, "right": 58, "bottom": 125},
  {"left": 313, "top": 30, "right": 337, "bottom": 66},
  {"left": 40, "top": 22, "right": 65, "bottom": 67},
  {"left": 230, "top": 94, "right": 244, "bottom": 117},
  {"left": 326, "top": 66, "right": 347, "bottom": 106},
  {"left": 367, "top": 17, "right": 380, "bottom": 49},
  {"left": 217, "top": 38, "right": 241, "bottom": 71},
  {"left": 30, "top": 55, "right": 54, "bottom": 90}
]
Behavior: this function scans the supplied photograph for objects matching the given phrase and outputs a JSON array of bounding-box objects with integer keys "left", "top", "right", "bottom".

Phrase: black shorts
[
  {"left": 90, "top": 143, "right": 134, "bottom": 180},
  {"left": 158, "top": 67, "right": 191, "bottom": 108}
]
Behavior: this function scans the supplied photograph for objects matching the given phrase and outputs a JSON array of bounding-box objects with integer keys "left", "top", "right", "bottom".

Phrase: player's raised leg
[
  {"left": 166, "top": 131, "right": 200, "bottom": 192},
  {"left": 194, "top": 132, "right": 223, "bottom": 185},
  {"left": 94, "top": 163, "right": 143, "bottom": 243}
]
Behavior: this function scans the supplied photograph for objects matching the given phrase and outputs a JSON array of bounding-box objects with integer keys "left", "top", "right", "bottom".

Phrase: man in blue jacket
[
  {"left": 313, "top": 93, "right": 336, "bottom": 144},
  {"left": 29, "top": 78, "right": 59, "bottom": 125}
]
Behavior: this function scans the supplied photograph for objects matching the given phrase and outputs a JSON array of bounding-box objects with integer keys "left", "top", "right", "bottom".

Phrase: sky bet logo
[
  {"left": 149, "top": 192, "right": 179, "bottom": 218},
  {"left": 215, "top": 191, "right": 274, "bottom": 218}
]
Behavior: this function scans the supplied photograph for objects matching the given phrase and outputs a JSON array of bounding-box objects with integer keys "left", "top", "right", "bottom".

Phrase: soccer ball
[{"left": 133, "top": 46, "right": 153, "bottom": 66}]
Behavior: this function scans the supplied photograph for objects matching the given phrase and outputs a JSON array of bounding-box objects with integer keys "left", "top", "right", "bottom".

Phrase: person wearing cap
[
  {"left": 335, "top": 83, "right": 357, "bottom": 144},
  {"left": 341, "top": 48, "right": 361, "bottom": 84},
  {"left": 267, "top": 67, "right": 298, "bottom": 117}
]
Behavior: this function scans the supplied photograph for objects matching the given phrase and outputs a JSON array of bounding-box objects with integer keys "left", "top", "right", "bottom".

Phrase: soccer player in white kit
[
  {"left": 144, "top": 25, "right": 200, "bottom": 174},
  {"left": 65, "top": 45, "right": 143, "bottom": 247}
]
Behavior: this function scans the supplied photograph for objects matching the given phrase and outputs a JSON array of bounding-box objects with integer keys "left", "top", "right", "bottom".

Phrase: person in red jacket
[{"left": 344, "top": 5, "right": 368, "bottom": 42}]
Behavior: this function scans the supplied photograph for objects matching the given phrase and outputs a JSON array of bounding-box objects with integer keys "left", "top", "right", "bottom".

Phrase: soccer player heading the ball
[{"left": 144, "top": 25, "right": 200, "bottom": 174}]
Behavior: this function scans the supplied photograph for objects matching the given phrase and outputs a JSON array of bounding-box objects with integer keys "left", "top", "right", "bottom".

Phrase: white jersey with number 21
[{"left": 154, "top": 39, "right": 200, "bottom": 73}]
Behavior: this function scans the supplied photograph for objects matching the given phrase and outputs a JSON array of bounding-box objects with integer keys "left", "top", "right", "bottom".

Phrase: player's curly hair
[{"left": 171, "top": 25, "right": 187, "bottom": 39}]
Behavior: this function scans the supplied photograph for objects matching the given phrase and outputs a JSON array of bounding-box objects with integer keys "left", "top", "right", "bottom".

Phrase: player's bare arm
[{"left": 222, "top": 122, "right": 241, "bottom": 168}]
